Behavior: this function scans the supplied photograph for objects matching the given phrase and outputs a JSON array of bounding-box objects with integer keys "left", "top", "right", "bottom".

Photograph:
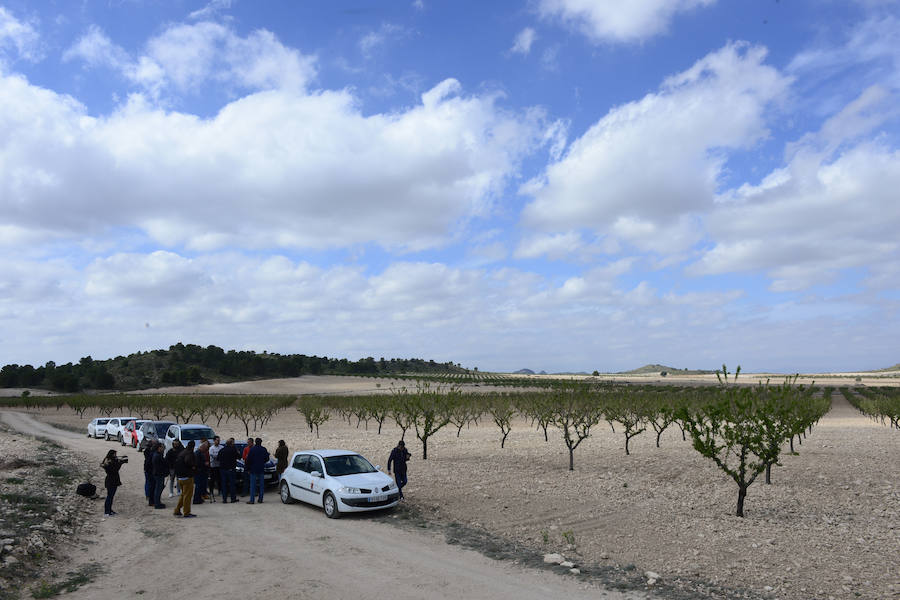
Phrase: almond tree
[
  {"left": 550, "top": 382, "right": 603, "bottom": 471},
  {"left": 487, "top": 395, "right": 516, "bottom": 448}
]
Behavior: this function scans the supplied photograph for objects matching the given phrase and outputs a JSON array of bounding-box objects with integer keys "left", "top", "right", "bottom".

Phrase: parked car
[
  {"left": 164, "top": 424, "right": 216, "bottom": 453},
  {"left": 121, "top": 419, "right": 152, "bottom": 447},
  {"left": 138, "top": 421, "right": 176, "bottom": 452},
  {"left": 87, "top": 418, "right": 110, "bottom": 438},
  {"left": 278, "top": 450, "right": 399, "bottom": 518},
  {"left": 104, "top": 417, "right": 137, "bottom": 442},
  {"left": 233, "top": 441, "right": 279, "bottom": 488}
]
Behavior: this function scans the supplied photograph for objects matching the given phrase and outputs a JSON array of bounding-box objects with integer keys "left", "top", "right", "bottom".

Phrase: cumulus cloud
[
  {"left": 64, "top": 21, "right": 316, "bottom": 97},
  {"left": 520, "top": 43, "right": 789, "bottom": 255},
  {"left": 511, "top": 27, "right": 537, "bottom": 55},
  {"left": 0, "top": 72, "right": 551, "bottom": 252},
  {"left": 537, "top": 0, "right": 716, "bottom": 44},
  {"left": 0, "top": 6, "right": 41, "bottom": 64}
]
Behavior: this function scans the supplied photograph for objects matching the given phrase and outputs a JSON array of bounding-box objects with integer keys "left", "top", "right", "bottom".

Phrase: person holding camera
[{"left": 101, "top": 449, "right": 127, "bottom": 517}]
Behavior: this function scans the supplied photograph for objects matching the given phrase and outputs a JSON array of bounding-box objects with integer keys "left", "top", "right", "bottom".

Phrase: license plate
[{"left": 370, "top": 494, "right": 388, "bottom": 502}]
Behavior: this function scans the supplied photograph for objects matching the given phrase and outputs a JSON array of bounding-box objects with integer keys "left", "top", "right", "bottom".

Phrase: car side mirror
[
  {"left": 310, "top": 471, "right": 323, "bottom": 478},
  {"left": 375, "top": 465, "right": 382, "bottom": 471}
]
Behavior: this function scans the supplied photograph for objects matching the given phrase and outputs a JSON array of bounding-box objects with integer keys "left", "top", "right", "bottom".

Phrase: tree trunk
[
  {"left": 736, "top": 485, "right": 747, "bottom": 517},
  {"left": 422, "top": 437, "right": 428, "bottom": 460},
  {"left": 765, "top": 463, "right": 772, "bottom": 485},
  {"left": 568, "top": 446, "right": 575, "bottom": 471}
]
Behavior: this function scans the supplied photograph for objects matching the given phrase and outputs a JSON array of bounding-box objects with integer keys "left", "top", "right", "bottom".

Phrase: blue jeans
[
  {"left": 220, "top": 469, "right": 236, "bottom": 501},
  {"left": 153, "top": 475, "right": 165, "bottom": 506},
  {"left": 395, "top": 471, "right": 408, "bottom": 498},
  {"left": 104, "top": 485, "right": 117, "bottom": 514},
  {"left": 144, "top": 472, "right": 153, "bottom": 500},
  {"left": 249, "top": 472, "right": 264, "bottom": 502}
]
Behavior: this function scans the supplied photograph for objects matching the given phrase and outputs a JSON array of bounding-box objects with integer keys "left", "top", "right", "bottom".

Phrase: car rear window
[
  {"left": 97, "top": 419, "right": 109, "bottom": 424},
  {"left": 154, "top": 424, "right": 170, "bottom": 436},
  {"left": 182, "top": 428, "right": 215, "bottom": 440}
]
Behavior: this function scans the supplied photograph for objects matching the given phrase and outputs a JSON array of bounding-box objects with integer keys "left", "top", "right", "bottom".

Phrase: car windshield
[
  {"left": 181, "top": 428, "right": 215, "bottom": 440},
  {"left": 323, "top": 455, "right": 377, "bottom": 476},
  {"left": 154, "top": 424, "right": 171, "bottom": 436}
]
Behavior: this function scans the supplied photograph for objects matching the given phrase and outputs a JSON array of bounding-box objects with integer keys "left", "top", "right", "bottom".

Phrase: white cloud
[
  {"left": 359, "top": 23, "right": 409, "bottom": 58},
  {"left": 514, "top": 231, "right": 584, "bottom": 259},
  {"left": 537, "top": 0, "right": 716, "bottom": 44},
  {"left": 511, "top": 27, "right": 537, "bottom": 55},
  {"left": 0, "top": 73, "right": 550, "bottom": 252},
  {"left": 64, "top": 21, "right": 316, "bottom": 97},
  {"left": 0, "top": 6, "right": 41, "bottom": 64},
  {"left": 521, "top": 43, "right": 789, "bottom": 254},
  {"left": 189, "top": 0, "right": 234, "bottom": 21},
  {"left": 692, "top": 142, "right": 900, "bottom": 291}
]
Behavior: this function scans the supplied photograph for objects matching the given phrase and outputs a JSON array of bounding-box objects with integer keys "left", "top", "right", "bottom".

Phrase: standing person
[
  {"left": 193, "top": 440, "right": 209, "bottom": 504},
  {"left": 143, "top": 442, "right": 155, "bottom": 506},
  {"left": 245, "top": 437, "right": 269, "bottom": 504},
  {"left": 387, "top": 440, "right": 411, "bottom": 500},
  {"left": 274, "top": 440, "right": 289, "bottom": 477},
  {"left": 241, "top": 437, "right": 254, "bottom": 496},
  {"left": 173, "top": 440, "right": 197, "bottom": 518},
  {"left": 165, "top": 439, "right": 183, "bottom": 498},
  {"left": 151, "top": 443, "right": 168, "bottom": 509},
  {"left": 208, "top": 436, "right": 223, "bottom": 501},
  {"left": 101, "top": 449, "right": 127, "bottom": 517},
  {"left": 217, "top": 438, "right": 238, "bottom": 503}
]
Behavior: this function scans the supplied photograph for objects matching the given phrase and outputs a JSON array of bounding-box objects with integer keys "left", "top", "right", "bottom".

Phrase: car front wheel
[
  {"left": 323, "top": 491, "right": 340, "bottom": 519},
  {"left": 105, "top": 432, "right": 110, "bottom": 441},
  {"left": 280, "top": 482, "right": 296, "bottom": 504}
]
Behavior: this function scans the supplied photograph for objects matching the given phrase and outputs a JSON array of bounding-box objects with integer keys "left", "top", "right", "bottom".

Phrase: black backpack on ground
[{"left": 76, "top": 482, "right": 97, "bottom": 498}]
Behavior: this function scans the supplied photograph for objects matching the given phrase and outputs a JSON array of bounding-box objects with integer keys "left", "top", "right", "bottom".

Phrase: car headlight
[
  {"left": 338, "top": 486, "right": 361, "bottom": 494},
  {"left": 387, "top": 482, "right": 397, "bottom": 490}
]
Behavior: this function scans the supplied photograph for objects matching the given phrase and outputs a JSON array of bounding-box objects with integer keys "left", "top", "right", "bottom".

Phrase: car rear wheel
[
  {"left": 323, "top": 491, "right": 340, "bottom": 519},
  {"left": 119, "top": 434, "right": 125, "bottom": 446},
  {"left": 280, "top": 482, "right": 296, "bottom": 504}
]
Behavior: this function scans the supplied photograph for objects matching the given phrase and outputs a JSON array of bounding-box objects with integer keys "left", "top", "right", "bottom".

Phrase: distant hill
[
  {"left": 514, "top": 368, "right": 535, "bottom": 375},
  {"left": 617, "top": 364, "right": 715, "bottom": 375},
  {"left": 0, "top": 343, "right": 467, "bottom": 393},
  {"left": 870, "top": 363, "right": 900, "bottom": 372}
]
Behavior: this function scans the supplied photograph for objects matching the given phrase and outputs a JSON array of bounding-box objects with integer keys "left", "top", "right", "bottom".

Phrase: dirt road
[{"left": 1, "top": 412, "right": 643, "bottom": 600}]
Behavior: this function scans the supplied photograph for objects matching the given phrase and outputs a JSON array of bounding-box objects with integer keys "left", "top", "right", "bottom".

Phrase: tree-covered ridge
[{"left": 0, "top": 343, "right": 467, "bottom": 392}]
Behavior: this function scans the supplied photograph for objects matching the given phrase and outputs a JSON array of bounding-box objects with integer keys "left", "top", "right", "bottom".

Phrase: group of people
[
  {"left": 101, "top": 437, "right": 412, "bottom": 516},
  {"left": 101, "top": 437, "right": 292, "bottom": 517}
]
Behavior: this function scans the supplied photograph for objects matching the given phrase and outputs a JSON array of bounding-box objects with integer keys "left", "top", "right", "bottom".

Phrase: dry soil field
[{"left": 17, "top": 377, "right": 900, "bottom": 600}]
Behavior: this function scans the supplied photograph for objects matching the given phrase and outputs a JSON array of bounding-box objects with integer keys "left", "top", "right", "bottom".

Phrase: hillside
[
  {"left": 617, "top": 364, "right": 715, "bottom": 375},
  {"left": 0, "top": 343, "right": 467, "bottom": 393}
]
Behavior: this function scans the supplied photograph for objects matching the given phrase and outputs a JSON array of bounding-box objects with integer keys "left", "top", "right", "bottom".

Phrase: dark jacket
[
  {"left": 165, "top": 446, "right": 181, "bottom": 470},
  {"left": 274, "top": 444, "right": 289, "bottom": 473},
  {"left": 151, "top": 450, "right": 168, "bottom": 477},
  {"left": 217, "top": 444, "right": 238, "bottom": 470},
  {"left": 102, "top": 458, "right": 124, "bottom": 488},
  {"left": 245, "top": 445, "right": 269, "bottom": 474},
  {"left": 387, "top": 446, "right": 411, "bottom": 474},
  {"left": 143, "top": 447, "right": 154, "bottom": 473},
  {"left": 174, "top": 447, "right": 197, "bottom": 478}
]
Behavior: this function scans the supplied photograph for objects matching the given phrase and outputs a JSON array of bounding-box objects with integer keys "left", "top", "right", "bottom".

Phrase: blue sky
[{"left": 1, "top": 0, "right": 898, "bottom": 373}]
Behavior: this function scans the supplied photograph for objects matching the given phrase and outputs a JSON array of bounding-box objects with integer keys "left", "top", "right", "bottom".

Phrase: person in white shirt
[{"left": 208, "top": 436, "right": 223, "bottom": 502}]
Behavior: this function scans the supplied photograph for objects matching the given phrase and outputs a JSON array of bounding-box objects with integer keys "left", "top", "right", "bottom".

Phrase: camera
[{"left": 119, "top": 456, "right": 128, "bottom": 463}]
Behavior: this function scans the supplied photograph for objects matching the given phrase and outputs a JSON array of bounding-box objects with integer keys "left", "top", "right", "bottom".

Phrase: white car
[
  {"left": 87, "top": 418, "right": 110, "bottom": 438},
  {"left": 278, "top": 450, "right": 400, "bottom": 518},
  {"left": 163, "top": 424, "right": 216, "bottom": 453},
  {"left": 104, "top": 417, "right": 137, "bottom": 442}
]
